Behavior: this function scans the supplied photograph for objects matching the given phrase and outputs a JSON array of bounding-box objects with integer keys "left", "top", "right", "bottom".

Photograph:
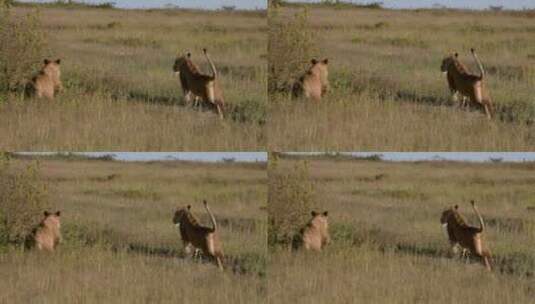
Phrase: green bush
[
  {"left": 268, "top": 8, "right": 318, "bottom": 94},
  {"left": 0, "top": 4, "right": 48, "bottom": 97},
  {"left": 268, "top": 156, "right": 317, "bottom": 247},
  {"left": 0, "top": 154, "right": 49, "bottom": 247}
]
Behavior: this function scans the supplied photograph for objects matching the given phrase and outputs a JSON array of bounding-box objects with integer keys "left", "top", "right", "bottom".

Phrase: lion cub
[
  {"left": 26, "top": 211, "right": 62, "bottom": 251},
  {"left": 26, "top": 59, "right": 63, "bottom": 99},
  {"left": 292, "top": 58, "right": 330, "bottom": 101},
  {"left": 440, "top": 200, "right": 492, "bottom": 270},
  {"left": 173, "top": 200, "right": 224, "bottom": 269},
  {"left": 297, "top": 210, "right": 331, "bottom": 251}
]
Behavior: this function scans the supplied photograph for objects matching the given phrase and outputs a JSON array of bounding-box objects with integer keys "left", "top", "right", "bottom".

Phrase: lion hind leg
[
  {"left": 215, "top": 100, "right": 224, "bottom": 119},
  {"left": 473, "top": 244, "right": 492, "bottom": 271},
  {"left": 205, "top": 84, "right": 224, "bottom": 119},
  {"left": 483, "top": 100, "right": 493, "bottom": 120},
  {"left": 482, "top": 249, "right": 493, "bottom": 271},
  {"left": 215, "top": 252, "right": 224, "bottom": 270}
]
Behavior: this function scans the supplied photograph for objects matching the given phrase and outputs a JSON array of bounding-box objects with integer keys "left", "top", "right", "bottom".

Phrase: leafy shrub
[
  {"left": 268, "top": 156, "right": 317, "bottom": 247},
  {"left": 0, "top": 4, "right": 48, "bottom": 97},
  {"left": 268, "top": 8, "right": 318, "bottom": 94},
  {"left": 0, "top": 154, "right": 49, "bottom": 247}
]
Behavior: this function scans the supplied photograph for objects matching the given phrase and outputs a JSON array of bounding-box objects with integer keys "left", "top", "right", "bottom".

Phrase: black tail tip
[
  {"left": 470, "top": 48, "right": 475, "bottom": 53},
  {"left": 203, "top": 48, "right": 207, "bottom": 53},
  {"left": 470, "top": 200, "right": 475, "bottom": 205},
  {"left": 203, "top": 199, "right": 207, "bottom": 205}
]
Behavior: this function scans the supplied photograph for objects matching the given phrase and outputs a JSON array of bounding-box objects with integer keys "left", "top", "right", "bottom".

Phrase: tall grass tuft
[
  {"left": 0, "top": 4, "right": 48, "bottom": 98},
  {"left": 268, "top": 7, "right": 318, "bottom": 94},
  {"left": 0, "top": 154, "right": 49, "bottom": 247},
  {"left": 268, "top": 156, "right": 317, "bottom": 247}
]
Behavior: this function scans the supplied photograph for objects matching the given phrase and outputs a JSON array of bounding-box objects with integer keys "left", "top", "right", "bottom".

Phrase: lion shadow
[
  {"left": 124, "top": 91, "right": 182, "bottom": 106},
  {"left": 120, "top": 243, "right": 185, "bottom": 259},
  {"left": 389, "top": 242, "right": 449, "bottom": 259},
  {"left": 391, "top": 242, "right": 534, "bottom": 277},
  {"left": 120, "top": 242, "right": 265, "bottom": 276}
]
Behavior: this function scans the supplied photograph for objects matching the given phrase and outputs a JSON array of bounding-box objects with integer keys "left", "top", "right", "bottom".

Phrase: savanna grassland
[
  {"left": 0, "top": 155, "right": 267, "bottom": 303},
  {"left": 269, "top": 4, "right": 535, "bottom": 150},
  {"left": 269, "top": 155, "right": 535, "bottom": 304},
  {"left": 0, "top": 2, "right": 266, "bottom": 150}
]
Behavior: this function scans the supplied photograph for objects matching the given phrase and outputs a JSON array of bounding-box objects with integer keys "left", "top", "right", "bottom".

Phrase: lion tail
[
  {"left": 203, "top": 200, "right": 217, "bottom": 232},
  {"left": 471, "top": 48, "right": 485, "bottom": 80},
  {"left": 471, "top": 200, "right": 485, "bottom": 233},
  {"left": 203, "top": 48, "right": 218, "bottom": 80}
]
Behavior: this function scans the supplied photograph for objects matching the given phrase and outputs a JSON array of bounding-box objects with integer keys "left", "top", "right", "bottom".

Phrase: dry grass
[
  {"left": 0, "top": 5, "right": 266, "bottom": 150},
  {"left": 268, "top": 6, "right": 535, "bottom": 150},
  {"left": 0, "top": 156, "right": 267, "bottom": 303},
  {"left": 269, "top": 156, "right": 535, "bottom": 303}
]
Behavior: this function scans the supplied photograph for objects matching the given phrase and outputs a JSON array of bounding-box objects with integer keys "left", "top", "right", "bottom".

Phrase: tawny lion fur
[
  {"left": 173, "top": 49, "right": 225, "bottom": 118},
  {"left": 26, "top": 211, "right": 62, "bottom": 251},
  {"left": 298, "top": 211, "right": 331, "bottom": 251},
  {"left": 292, "top": 58, "right": 330, "bottom": 101},
  {"left": 445, "top": 53, "right": 470, "bottom": 107},
  {"left": 26, "top": 59, "right": 63, "bottom": 99},
  {"left": 440, "top": 49, "right": 494, "bottom": 119},
  {"left": 173, "top": 200, "right": 224, "bottom": 269},
  {"left": 440, "top": 200, "right": 492, "bottom": 270}
]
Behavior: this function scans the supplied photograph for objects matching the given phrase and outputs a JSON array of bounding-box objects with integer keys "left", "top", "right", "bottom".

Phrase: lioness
[
  {"left": 440, "top": 201, "right": 492, "bottom": 270},
  {"left": 26, "top": 59, "right": 63, "bottom": 99},
  {"left": 445, "top": 53, "right": 469, "bottom": 107},
  {"left": 172, "top": 200, "right": 224, "bottom": 269},
  {"left": 440, "top": 49, "right": 494, "bottom": 119},
  {"left": 172, "top": 49, "right": 225, "bottom": 118},
  {"left": 26, "top": 211, "right": 62, "bottom": 252},
  {"left": 292, "top": 58, "right": 330, "bottom": 101},
  {"left": 295, "top": 211, "right": 330, "bottom": 251}
]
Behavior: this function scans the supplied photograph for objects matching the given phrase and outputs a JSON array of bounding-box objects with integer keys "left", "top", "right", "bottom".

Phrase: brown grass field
[
  {"left": 268, "top": 4, "right": 535, "bottom": 150},
  {"left": 269, "top": 154, "right": 535, "bottom": 303},
  {"left": 0, "top": 155, "right": 267, "bottom": 303},
  {"left": 0, "top": 3, "right": 266, "bottom": 150}
]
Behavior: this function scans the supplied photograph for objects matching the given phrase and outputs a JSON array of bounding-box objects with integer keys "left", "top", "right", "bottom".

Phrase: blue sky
[
  {"left": 17, "top": 152, "right": 535, "bottom": 163},
  {"left": 288, "top": 152, "right": 535, "bottom": 162},
  {"left": 19, "top": 0, "right": 266, "bottom": 10},
  {"left": 18, "top": 152, "right": 268, "bottom": 162},
  {"left": 18, "top": 152, "right": 535, "bottom": 163},
  {"left": 288, "top": 0, "right": 535, "bottom": 10}
]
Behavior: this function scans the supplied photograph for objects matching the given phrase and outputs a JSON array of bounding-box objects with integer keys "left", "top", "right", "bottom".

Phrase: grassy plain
[
  {"left": 269, "top": 5, "right": 535, "bottom": 150},
  {"left": 269, "top": 155, "right": 535, "bottom": 303},
  {"left": 0, "top": 156, "right": 267, "bottom": 303},
  {"left": 0, "top": 4, "right": 266, "bottom": 150}
]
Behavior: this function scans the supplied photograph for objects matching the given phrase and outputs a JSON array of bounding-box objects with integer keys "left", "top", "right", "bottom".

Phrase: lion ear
[
  {"left": 55, "top": 59, "right": 61, "bottom": 65},
  {"left": 322, "top": 58, "right": 328, "bottom": 65},
  {"left": 187, "top": 205, "right": 191, "bottom": 210},
  {"left": 55, "top": 211, "right": 61, "bottom": 216},
  {"left": 44, "top": 211, "right": 50, "bottom": 217},
  {"left": 311, "top": 58, "right": 318, "bottom": 65},
  {"left": 323, "top": 211, "right": 328, "bottom": 217},
  {"left": 454, "top": 205, "right": 459, "bottom": 210},
  {"left": 311, "top": 211, "right": 318, "bottom": 217},
  {"left": 187, "top": 52, "right": 191, "bottom": 58},
  {"left": 44, "top": 59, "right": 50, "bottom": 65}
]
